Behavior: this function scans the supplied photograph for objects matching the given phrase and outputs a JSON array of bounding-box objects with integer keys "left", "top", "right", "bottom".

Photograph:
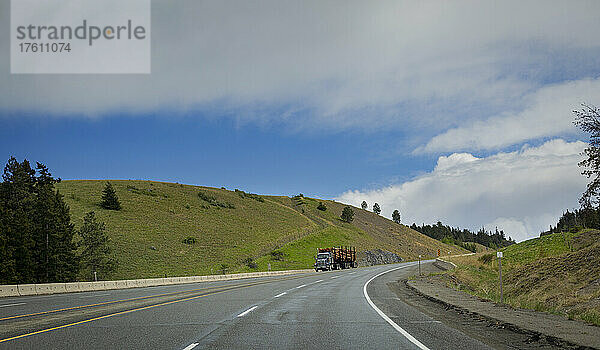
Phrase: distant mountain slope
[{"left": 56, "top": 180, "right": 466, "bottom": 280}]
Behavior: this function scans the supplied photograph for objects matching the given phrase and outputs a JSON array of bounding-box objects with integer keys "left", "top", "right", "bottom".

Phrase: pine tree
[
  {"left": 392, "top": 209, "right": 401, "bottom": 224},
  {"left": 0, "top": 157, "right": 36, "bottom": 283},
  {"left": 0, "top": 158, "right": 79, "bottom": 283},
  {"left": 340, "top": 206, "right": 354, "bottom": 223},
  {"left": 574, "top": 104, "right": 600, "bottom": 207},
  {"left": 373, "top": 203, "right": 381, "bottom": 215},
  {"left": 79, "top": 211, "right": 117, "bottom": 280},
  {"left": 101, "top": 182, "right": 121, "bottom": 210},
  {"left": 32, "top": 163, "right": 78, "bottom": 282},
  {"left": 361, "top": 201, "right": 368, "bottom": 210}
]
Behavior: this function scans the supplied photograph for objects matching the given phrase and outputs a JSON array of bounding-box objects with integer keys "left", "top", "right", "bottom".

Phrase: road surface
[{"left": 0, "top": 261, "right": 491, "bottom": 349}]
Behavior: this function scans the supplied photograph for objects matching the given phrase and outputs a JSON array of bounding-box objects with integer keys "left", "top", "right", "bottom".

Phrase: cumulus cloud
[
  {"left": 1, "top": 0, "right": 600, "bottom": 135},
  {"left": 336, "top": 139, "right": 588, "bottom": 242},
  {"left": 417, "top": 78, "right": 600, "bottom": 153}
]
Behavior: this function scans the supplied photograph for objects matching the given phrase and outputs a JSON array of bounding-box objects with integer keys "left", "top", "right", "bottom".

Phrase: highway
[{"left": 0, "top": 261, "right": 491, "bottom": 349}]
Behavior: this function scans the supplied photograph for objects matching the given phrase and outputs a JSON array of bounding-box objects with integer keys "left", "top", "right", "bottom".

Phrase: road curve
[{"left": 0, "top": 262, "right": 490, "bottom": 349}]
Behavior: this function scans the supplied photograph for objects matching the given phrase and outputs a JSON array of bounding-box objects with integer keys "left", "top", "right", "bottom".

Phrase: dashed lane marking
[
  {"left": 237, "top": 306, "right": 258, "bottom": 317},
  {"left": 0, "top": 303, "right": 25, "bottom": 308}
]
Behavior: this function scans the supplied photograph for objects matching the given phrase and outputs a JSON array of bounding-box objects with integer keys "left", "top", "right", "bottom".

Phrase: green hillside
[
  {"left": 56, "top": 180, "right": 466, "bottom": 280},
  {"left": 446, "top": 229, "right": 600, "bottom": 326}
]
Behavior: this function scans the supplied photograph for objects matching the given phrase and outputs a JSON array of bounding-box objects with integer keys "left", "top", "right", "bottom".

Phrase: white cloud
[
  {"left": 1, "top": 0, "right": 600, "bottom": 136},
  {"left": 417, "top": 78, "right": 600, "bottom": 153},
  {"left": 336, "top": 139, "right": 588, "bottom": 242}
]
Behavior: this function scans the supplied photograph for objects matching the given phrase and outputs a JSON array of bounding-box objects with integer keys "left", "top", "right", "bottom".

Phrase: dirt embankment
[
  {"left": 446, "top": 229, "right": 600, "bottom": 327},
  {"left": 508, "top": 236, "right": 600, "bottom": 318}
]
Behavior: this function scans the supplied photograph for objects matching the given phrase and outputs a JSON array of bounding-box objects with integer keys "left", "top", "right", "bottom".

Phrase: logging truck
[{"left": 314, "top": 246, "right": 357, "bottom": 271}]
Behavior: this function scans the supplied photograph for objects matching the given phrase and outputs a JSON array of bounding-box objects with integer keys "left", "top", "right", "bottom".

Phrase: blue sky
[
  {"left": 2, "top": 0, "right": 600, "bottom": 241},
  {"left": 0, "top": 113, "right": 429, "bottom": 198}
]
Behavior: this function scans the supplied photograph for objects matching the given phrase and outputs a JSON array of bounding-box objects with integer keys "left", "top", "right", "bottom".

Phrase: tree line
[
  {"left": 544, "top": 207, "right": 600, "bottom": 235},
  {"left": 410, "top": 221, "right": 515, "bottom": 251},
  {"left": 0, "top": 157, "right": 117, "bottom": 284}
]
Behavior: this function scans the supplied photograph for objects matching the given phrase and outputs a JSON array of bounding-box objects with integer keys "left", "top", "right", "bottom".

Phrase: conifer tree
[
  {"left": 0, "top": 157, "right": 78, "bottom": 283},
  {"left": 373, "top": 203, "right": 381, "bottom": 215},
  {"left": 78, "top": 211, "right": 117, "bottom": 280},
  {"left": 392, "top": 209, "right": 401, "bottom": 224},
  {"left": 574, "top": 104, "right": 600, "bottom": 207},
  {"left": 101, "top": 182, "right": 121, "bottom": 210},
  {"left": 361, "top": 201, "right": 368, "bottom": 210},
  {"left": 340, "top": 206, "right": 354, "bottom": 223}
]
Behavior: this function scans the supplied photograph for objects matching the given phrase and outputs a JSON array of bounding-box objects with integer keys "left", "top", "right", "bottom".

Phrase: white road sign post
[
  {"left": 497, "top": 251, "right": 503, "bottom": 304},
  {"left": 418, "top": 255, "right": 421, "bottom": 276}
]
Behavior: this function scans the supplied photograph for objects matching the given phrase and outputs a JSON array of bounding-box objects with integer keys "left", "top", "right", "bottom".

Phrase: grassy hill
[
  {"left": 445, "top": 229, "right": 600, "bottom": 326},
  {"left": 56, "top": 180, "right": 466, "bottom": 280}
]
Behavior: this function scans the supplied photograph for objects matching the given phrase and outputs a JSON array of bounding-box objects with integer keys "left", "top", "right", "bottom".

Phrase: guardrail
[{"left": 0, "top": 269, "right": 313, "bottom": 298}]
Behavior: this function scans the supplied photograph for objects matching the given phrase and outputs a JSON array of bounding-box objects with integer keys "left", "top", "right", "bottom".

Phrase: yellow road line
[
  {"left": 0, "top": 282, "right": 246, "bottom": 322},
  {"left": 0, "top": 274, "right": 305, "bottom": 322},
  {"left": 0, "top": 290, "right": 224, "bottom": 343}
]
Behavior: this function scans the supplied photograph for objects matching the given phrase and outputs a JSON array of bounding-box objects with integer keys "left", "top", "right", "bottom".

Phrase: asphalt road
[{"left": 0, "top": 261, "right": 491, "bottom": 349}]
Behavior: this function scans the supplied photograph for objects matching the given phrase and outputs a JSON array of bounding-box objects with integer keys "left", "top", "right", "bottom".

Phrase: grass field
[
  {"left": 56, "top": 180, "right": 466, "bottom": 281},
  {"left": 445, "top": 229, "right": 600, "bottom": 326}
]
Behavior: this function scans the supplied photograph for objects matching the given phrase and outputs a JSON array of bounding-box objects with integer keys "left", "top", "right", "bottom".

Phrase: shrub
[
  {"left": 243, "top": 257, "right": 258, "bottom": 269},
  {"left": 317, "top": 202, "right": 327, "bottom": 211},
  {"left": 460, "top": 242, "right": 477, "bottom": 253},
  {"left": 478, "top": 253, "right": 494, "bottom": 264},
  {"left": 236, "top": 189, "right": 264, "bottom": 202},
  {"left": 270, "top": 250, "right": 284, "bottom": 261},
  {"left": 127, "top": 185, "right": 158, "bottom": 197},
  {"left": 197, "top": 191, "right": 235, "bottom": 209},
  {"left": 197, "top": 191, "right": 216, "bottom": 202},
  {"left": 182, "top": 236, "right": 196, "bottom": 244}
]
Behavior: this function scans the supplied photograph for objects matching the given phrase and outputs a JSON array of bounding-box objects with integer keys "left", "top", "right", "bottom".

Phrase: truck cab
[{"left": 314, "top": 252, "right": 332, "bottom": 271}]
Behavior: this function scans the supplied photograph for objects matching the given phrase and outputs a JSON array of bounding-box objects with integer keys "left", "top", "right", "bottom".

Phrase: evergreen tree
[
  {"left": 373, "top": 203, "right": 381, "bottom": 215},
  {"left": 101, "top": 182, "right": 121, "bottom": 210},
  {"left": 574, "top": 104, "right": 600, "bottom": 207},
  {"left": 340, "top": 206, "right": 354, "bottom": 223},
  {"left": 78, "top": 211, "right": 117, "bottom": 280},
  {"left": 0, "top": 157, "right": 78, "bottom": 284},
  {"left": 361, "top": 201, "right": 368, "bottom": 210},
  {"left": 392, "top": 209, "right": 401, "bottom": 224},
  {"left": 0, "top": 157, "right": 36, "bottom": 283}
]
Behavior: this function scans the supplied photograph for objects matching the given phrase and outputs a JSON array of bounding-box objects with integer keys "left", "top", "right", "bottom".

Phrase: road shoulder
[{"left": 406, "top": 274, "right": 600, "bottom": 349}]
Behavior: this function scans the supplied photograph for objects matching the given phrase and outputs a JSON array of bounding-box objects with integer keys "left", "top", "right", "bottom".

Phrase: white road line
[
  {"left": 0, "top": 302, "right": 25, "bottom": 308},
  {"left": 363, "top": 263, "right": 430, "bottom": 350},
  {"left": 348, "top": 272, "right": 355, "bottom": 275},
  {"left": 274, "top": 292, "right": 287, "bottom": 298},
  {"left": 182, "top": 343, "right": 199, "bottom": 350},
  {"left": 313, "top": 279, "right": 323, "bottom": 283},
  {"left": 237, "top": 306, "right": 258, "bottom": 317},
  {"left": 296, "top": 284, "right": 307, "bottom": 289},
  {"left": 330, "top": 276, "right": 339, "bottom": 279}
]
